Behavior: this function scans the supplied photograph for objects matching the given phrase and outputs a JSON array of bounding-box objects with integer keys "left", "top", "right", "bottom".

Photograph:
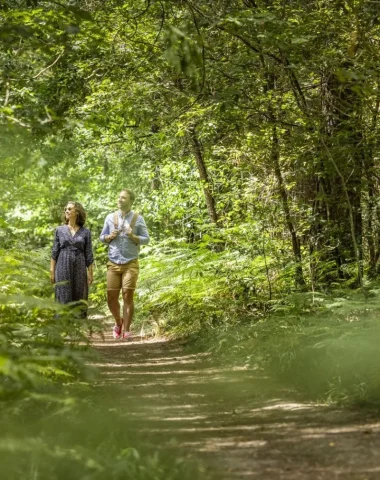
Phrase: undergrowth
[
  {"left": 0, "top": 392, "right": 208, "bottom": 480},
  {"left": 0, "top": 247, "right": 102, "bottom": 399},
  {"left": 189, "top": 287, "right": 380, "bottom": 406},
  {"left": 133, "top": 238, "right": 380, "bottom": 406},
  {"left": 0, "top": 246, "right": 208, "bottom": 480},
  {"left": 135, "top": 234, "right": 280, "bottom": 336}
]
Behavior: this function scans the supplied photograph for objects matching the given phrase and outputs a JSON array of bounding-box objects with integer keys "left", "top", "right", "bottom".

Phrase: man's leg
[
  {"left": 107, "top": 289, "right": 122, "bottom": 327},
  {"left": 122, "top": 288, "right": 135, "bottom": 332},
  {"left": 106, "top": 262, "right": 123, "bottom": 328},
  {"left": 121, "top": 260, "right": 139, "bottom": 334}
]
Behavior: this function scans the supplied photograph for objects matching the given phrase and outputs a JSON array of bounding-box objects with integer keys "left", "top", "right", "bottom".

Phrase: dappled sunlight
[
  {"left": 258, "top": 401, "right": 316, "bottom": 411},
  {"left": 94, "top": 377, "right": 229, "bottom": 387},
  {"left": 191, "top": 439, "right": 268, "bottom": 451},
  {"left": 92, "top": 357, "right": 200, "bottom": 368},
  {"left": 154, "top": 415, "right": 209, "bottom": 422},
  {"left": 90, "top": 338, "right": 169, "bottom": 348},
  {"left": 88, "top": 336, "right": 380, "bottom": 479},
  {"left": 67, "top": 313, "right": 377, "bottom": 475},
  {"left": 137, "top": 393, "right": 206, "bottom": 399},
  {"left": 139, "top": 425, "right": 265, "bottom": 434},
  {"left": 299, "top": 422, "right": 380, "bottom": 436}
]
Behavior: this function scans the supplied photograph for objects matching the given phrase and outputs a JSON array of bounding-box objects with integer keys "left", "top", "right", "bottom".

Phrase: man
[{"left": 100, "top": 189, "right": 150, "bottom": 340}]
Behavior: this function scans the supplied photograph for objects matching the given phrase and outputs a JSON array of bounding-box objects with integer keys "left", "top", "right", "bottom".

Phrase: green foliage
[
  {"left": 136, "top": 226, "right": 296, "bottom": 337},
  {"left": 3, "top": 0, "right": 380, "bottom": 288},
  {"left": 0, "top": 247, "right": 98, "bottom": 399},
  {"left": 192, "top": 287, "right": 380, "bottom": 406},
  {"left": 0, "top": 398, "right": 207, "bottom": 480},
  {"left": 2, "top": 0, "right": 380, "bottom": 411}
]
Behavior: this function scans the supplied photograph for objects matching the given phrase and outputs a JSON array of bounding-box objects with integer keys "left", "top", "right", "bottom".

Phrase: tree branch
[{"left": 33, "top": 50, "right": 64, "bottom": 79}]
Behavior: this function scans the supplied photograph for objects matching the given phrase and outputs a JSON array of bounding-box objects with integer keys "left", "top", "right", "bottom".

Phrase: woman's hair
[{"left": 63, "top": 201, "right": 87, "bottom": 226}]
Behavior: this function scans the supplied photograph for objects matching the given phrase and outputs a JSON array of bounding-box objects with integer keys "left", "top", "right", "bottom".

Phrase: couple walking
[{"left": 51, "top": 189, "right": 149, "bottom": 339}]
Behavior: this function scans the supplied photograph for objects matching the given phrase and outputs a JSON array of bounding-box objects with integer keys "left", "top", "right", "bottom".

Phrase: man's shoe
[
  {"left": 123, "top": 331, "right": 133, "bottom": 341},
  {"left": 112, "top": 325, "right": 122, "bottom": 339}
]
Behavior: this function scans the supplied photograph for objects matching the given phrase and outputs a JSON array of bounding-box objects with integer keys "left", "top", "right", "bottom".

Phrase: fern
[{"left": 0, "top": 248, "right": 96, "bottom": 399}]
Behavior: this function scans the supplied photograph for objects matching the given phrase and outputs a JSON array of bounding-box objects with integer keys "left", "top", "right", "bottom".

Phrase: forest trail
[{"left": 91, "top": 325, "right": 380, "bottom": 480}]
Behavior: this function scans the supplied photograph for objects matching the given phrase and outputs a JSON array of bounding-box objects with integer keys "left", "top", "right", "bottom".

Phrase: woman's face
[{"left": 64, "top": 203, "right": 77, "bottom": 222}]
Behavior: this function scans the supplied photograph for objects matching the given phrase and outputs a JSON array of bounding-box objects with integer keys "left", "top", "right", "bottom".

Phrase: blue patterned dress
[{"left": 51, "top": 226, "right": 94, "bottom": 317}]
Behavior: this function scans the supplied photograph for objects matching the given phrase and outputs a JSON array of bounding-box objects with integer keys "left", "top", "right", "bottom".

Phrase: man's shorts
[{"left": 106, "top": 259, "right": 139, "bottom": 291}]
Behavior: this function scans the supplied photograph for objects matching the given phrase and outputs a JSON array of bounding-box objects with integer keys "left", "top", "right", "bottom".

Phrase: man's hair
[
  {"left": 121, "top": 189, "right": 135, "bottom": 204},
  {"left": 63, "top": 201, "right": 87, "bottom": 226}
]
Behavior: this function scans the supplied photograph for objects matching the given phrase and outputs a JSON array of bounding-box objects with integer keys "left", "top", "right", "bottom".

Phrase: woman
[{"left": 50, "top": 201, "right": 94, "bottom": 318}]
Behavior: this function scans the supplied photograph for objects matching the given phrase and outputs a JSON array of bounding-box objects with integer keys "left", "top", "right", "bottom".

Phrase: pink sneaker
[
  {"left": 123, "top": 331, "right": 133, "bottom": 341},
  {"left": 112, "top": 325, "right": 122, "bottom": 339}
]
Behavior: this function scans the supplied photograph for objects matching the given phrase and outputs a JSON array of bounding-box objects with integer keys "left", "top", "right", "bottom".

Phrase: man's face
[{"left": 118, "top": 191, "right": 132, "bottom": 211}]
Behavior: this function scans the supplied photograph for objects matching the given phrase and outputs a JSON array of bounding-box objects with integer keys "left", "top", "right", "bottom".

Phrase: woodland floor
[{"left": 91, "top": 321, "right": 380, "bottom": 480}]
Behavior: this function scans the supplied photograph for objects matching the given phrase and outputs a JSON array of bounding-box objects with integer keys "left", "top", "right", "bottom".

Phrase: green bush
[
  {"left": 135, "top": 231, "right": 282, "bottom": 337},
  {"left": 0, "top": 248, "right": 100, "bottom": 399},
  {"left": 0, "top": 398, "right": 208, "bottom": 480},
  {"left": 192, "top": 287, "right": 380, "bottom": 406}
]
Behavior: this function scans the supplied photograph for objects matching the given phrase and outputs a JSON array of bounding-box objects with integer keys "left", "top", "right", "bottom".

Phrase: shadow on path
[{"left": 91, "top": 328, "right": 380, "bottom": 480}]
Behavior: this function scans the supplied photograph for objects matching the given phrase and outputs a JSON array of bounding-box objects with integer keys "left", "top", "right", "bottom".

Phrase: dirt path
[{"left": 91, "top": 326, "right": 380, "bottom": 479}]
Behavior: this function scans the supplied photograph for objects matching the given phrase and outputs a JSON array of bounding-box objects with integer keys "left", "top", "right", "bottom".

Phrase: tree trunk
[
  {"left": 151, "top": 165, "right": 162, "bottom": 240},
  {"left": 264, "top": 69, "right": 306, "bottom": 288},
  {"left": 189, "top": 124, "right": 218, "bottom": 224},
  {"left": 271, "top": 124, "right": 306, "bottom": 288},
  {"left": 314, "top": 67, "right": 364, "bottom": 284},
  {"left": 365, "top": 92, "right": 380, "bottom": 278}
]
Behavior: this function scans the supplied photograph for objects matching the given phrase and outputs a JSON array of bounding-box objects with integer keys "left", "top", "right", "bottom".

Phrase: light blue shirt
[{"left": 100, "top": 210, "right": 150, "bottom": 264}]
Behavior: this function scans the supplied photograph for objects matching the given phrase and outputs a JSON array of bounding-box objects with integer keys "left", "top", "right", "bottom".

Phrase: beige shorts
[{"left": 106, "top": 259, "right": 139, "bottom": 291}]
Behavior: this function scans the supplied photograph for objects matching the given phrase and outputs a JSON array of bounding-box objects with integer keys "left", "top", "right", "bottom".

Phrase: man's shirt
[{"left": 100, "top": 210, "right": 150, "bottom": 264}]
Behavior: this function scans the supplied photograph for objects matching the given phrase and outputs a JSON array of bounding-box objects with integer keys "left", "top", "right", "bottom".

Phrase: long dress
[{"left": 51, "top": 225, "right": 94, "bottom": 317}]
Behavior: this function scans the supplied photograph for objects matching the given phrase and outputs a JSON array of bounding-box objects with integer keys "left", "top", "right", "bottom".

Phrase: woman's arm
[
  {"left": 87, "top": 263, "right": 93, "bottom": 285},
  {"left": 85, "top": 229, "right": 94, "bottom": 285},
  {"left": 50, "top": 258, "right": 56, "bottom": 284},
  {"left": 51, "top": 228, "right": 60, "bottom": 284}
]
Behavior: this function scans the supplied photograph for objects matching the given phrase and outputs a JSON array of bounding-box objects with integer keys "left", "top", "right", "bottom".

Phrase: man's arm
[
  {"left": 131, "top": 216, "right": 149, "bottom": 245},
  {"left": 100, "top": 216, "right": 111, "bottom": 244}
]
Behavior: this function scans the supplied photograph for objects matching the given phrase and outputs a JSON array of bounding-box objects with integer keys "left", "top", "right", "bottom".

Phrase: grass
[
  {"left": 0, "top": 387, "right": 208, "bottom": 480},
  {"left": 186, "top": 287, "right": 380, "bottom": 406}
]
